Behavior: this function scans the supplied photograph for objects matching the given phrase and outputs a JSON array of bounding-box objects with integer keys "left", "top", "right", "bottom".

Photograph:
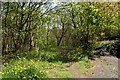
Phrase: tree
[{"left": 2, "top": 1, "right": 52, "bottom": 55}]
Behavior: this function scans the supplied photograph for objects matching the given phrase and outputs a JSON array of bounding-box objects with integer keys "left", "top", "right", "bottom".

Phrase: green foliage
[
  {"left": 2, "top": 2, "right": 119, "bottom": 57},
  {"left": 45, "top": 47, "right": 59, "bottom": 52},
  {"left": 1, "top": 58, "right": 73, "bottom": 78},
  {"left": 79, "top": 60, "right": 93, "bottom": 69},
  {"left": 2, "top": 2, "right": 119, "bottom": 79},
  {"left": 36, "top": 61, "right": 72, "bottom": 78},
  {"left": 68, "top": 47, "right": 94, "bottom": 61},
  {"left": 94, "top": 40, "right": 116, "bottom": 49},
  {"left": 36, "top": 27, "right": 48, "bottom": 50},
  {"left": 2, "top": 58, "right": 47, "bottom": 79},
  {"left": 38, "top": 51, "right": 63, "bottom": 62},
  {"left": 17, "top": 49, "right": 63, "bottom": 62}
]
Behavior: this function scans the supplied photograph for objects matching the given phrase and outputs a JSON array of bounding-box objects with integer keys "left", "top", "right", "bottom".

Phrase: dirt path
[
  {"left": 85, "top": 56, "right": 118, "bottom": 78},
  {"left": 69, "top": 63, "right": 80, "bottom": 78},
  {"left": 65, "top": 62, "right": 86, "bottom": 78},
  {"left": 68, "top": 56, "right": 119, "bottom": 78},
  {"left": 59, "top": 48, "right": 118, "bottom": 78}
]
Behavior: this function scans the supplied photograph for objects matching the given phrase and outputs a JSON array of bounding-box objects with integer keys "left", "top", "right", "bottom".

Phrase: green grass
[
  {"left": 34, "top": 60, "right": 92, "bottom": 78},
  {"left": 1, "top": 48, "right": 93, "bottom": 78},
  {"left": 30, "top": 60, "right": 72, "bottom": 78},
  {"left": 1, "top": 59, "right": 73, "bottom": 78},
  {"left": 1, "top": 58, "right": 47, "bottom": 79},
  {"left": 1, "top": 58, "right": 93, "bottom": 78},
  {"left": 76, "top": 60, "right": 93, "bottom": 75}
]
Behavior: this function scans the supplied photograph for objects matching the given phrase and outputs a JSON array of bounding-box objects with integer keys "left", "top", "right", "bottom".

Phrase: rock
[
  {"left": 88, "top": 56, "right": 95, "bottom": 60},
  {"left": 95, "top": 40, "right": 120, "bottom": 58}
]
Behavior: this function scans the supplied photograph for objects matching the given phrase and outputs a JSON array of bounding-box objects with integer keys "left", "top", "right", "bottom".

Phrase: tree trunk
[
  {"left": 84, "top": 21, "right": 90, "bottom": 50},
  {"left": 46, "top": 27, "right": 49, "bottom": 46},
  {"left": 2, "top": 2, "right": 9, "bottom": 55}
]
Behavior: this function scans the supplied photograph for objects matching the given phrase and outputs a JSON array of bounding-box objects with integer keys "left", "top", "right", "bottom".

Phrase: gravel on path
[{"left": 86, "top": 56, "right": 118, "bottom": 78}]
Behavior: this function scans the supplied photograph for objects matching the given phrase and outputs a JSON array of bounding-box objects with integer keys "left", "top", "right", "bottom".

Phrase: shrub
[
  {"left": 67, "top": 47, "right": 94, "bottom": 61},
  {"left": 16, "top": 49, "right": 63, "bottom": 62},
  {"left": 2, "top": 58, "right": 47, "bottom": 79},
  {"left": 39, "top": 51, "right": 63, "bottom": 62}
]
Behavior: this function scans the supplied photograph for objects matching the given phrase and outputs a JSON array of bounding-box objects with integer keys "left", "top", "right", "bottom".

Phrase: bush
[
  {"left": 39, "top": 51, "right": 63, "bottom": 62},
  {"left": 2, "top": 58, "right": 47, "bottom": 79},
  {"left": 16, "top": 49, "right": 63, "bottom": 62},
  {"left": 45, "top": 47, "right": 59, "bottom": 52},
  {"left": 67, "top": 47, "right": 94, "bottom": 61}
]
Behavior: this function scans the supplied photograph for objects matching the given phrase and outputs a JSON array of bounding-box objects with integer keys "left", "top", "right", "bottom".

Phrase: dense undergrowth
[
  {"left": 1, "top": 40, "right": 119, "bottom": 78},
  {"left": 1, "top": 58, "right": 92, "bottom": 78},
  {"left": 1, "top": 58, "right": 47, "bottom": 79},
  {"left": 1, "top": 47, "right": 93, "bottom": 78}
]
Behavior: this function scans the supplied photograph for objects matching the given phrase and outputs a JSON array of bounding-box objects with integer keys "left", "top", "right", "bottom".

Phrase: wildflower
[
  {"left": 2, "top": 72, "right": 4, "bottom": 75},
  {"left": 23, "top": 77, "right": 26, "bottom": 79},
  {"left": 20, "top": 70, "right": 22, "bottom": 72},
  {"left": 15, "top": 72, "right": 17, "bottom": 74},
  {"left": 46, "top": 71, "right": 48, "bottom": 74},
  {"left": 28, "top": 66, "right": 30, "bottom": 68},
  {"left": 23, "top": 67, "right": 26, "bottom": 69},
  {"left": 34, "top": 74, "right": 37, "bottom": 76}
]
